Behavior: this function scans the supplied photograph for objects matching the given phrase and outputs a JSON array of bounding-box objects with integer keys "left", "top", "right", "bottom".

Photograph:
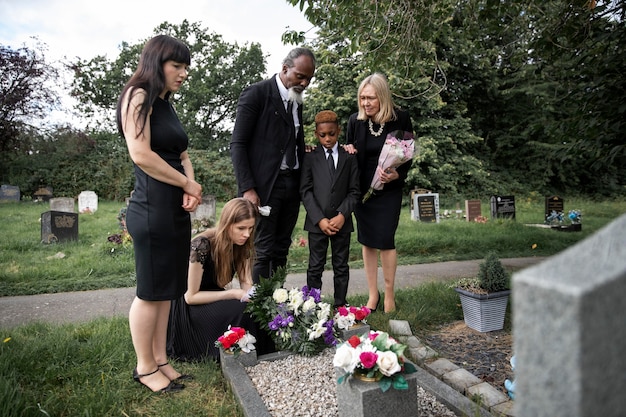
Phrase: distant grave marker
[
  {"left": 41, "top": 211, "right": 78, "bottom": 243},
  {"left": 413, "top": 192, "right": 440, "bottom": 223},
  {"left": 50, "top": 197, "right": 75, "bottom": 213},
  {"left": 78, "top": 191, "right": 98, "bottom": 213},
  {"left": 545, "top": 195, "right": 564, "bottom": 222},
  {"left": 490, "top": 195, "right": 516, "bottom": 220},
  {"left": 0, "top": 185, "right": 20, "bottom": 202},
  {"left": 465, "top": 199, "right": 482, "bottom": 222}
]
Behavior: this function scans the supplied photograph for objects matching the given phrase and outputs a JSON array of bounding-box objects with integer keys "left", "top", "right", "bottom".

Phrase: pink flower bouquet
[
  {"left": 334, "top": 305, "right": 371, "bottom": 330},
  {"left": 362, "top": 130, "right": 415, "bottom": 203}
]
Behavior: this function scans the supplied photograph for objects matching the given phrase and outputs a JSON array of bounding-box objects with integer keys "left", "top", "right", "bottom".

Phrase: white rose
[
  {"left": 273, "top": 288, "right": 288, "bottom": 303},
  {"left": 301, "top": 297, "right": 316, "bottom": 313},
  {"left": 376, "top": 350, "right": 401, "bottom": 376},
  {"left": 333, "top": 343, "right": 358, "bottom": 374}
]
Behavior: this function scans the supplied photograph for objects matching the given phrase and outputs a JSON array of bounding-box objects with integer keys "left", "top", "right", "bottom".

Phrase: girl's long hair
[
  {"left": 356, "top": 73, "right": 397, "bottom": 124},
  {"left": 209, "top": 198, "right": 257, "bottom": 287},
  {"left": 115, "top": 34, "right": 191, "bottom": 138}
]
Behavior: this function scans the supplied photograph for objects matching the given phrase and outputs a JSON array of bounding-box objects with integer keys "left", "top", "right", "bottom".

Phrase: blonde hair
[
  {"left": 207, "top": 198, "right": 257, "bottom": 287},
  {"left": 356, "top": 73, "right": 397, "bottom": 124}
]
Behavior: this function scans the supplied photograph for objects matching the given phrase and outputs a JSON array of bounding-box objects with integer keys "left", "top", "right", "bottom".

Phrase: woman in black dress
[
  {"left": 116, "top": 35, "right": 202, "bottom": 393},
  {"left": 167, "top": 198, "right": 267, "bottom": 361},
  {"left": 345, "top": 73, "right": 413, "bottom": 313}
]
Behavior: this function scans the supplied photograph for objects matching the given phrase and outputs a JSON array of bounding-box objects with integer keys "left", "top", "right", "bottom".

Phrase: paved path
[{"left": 0, "top": 257, "right": 546, "bottom": 329}]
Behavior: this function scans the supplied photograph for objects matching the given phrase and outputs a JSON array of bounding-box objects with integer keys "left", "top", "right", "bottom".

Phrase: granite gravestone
[
  {"left": 409, "top": 188, "right": 431, "bottom": 219},
  {"left": 0, "top": 185, "right": 20, "bottom": 202},
  {"left": 545, "top": 195, "right": 564, "bottom": 222},
  {"left": 464, "top": 199, "right": 482, "bottom": 222},
  {"left": 41, "top": 210, "right": 78, "bottom": 243},
  {"left": 513, "top": 213, "right": 626, "bottom": 417},
  {"left": 33, "top": 186, "right": 53, "bottom": 202},
  {"left": 490, "top": 195, "right": 515, "bottom": 220},
  {"left": 49, "top": 197, "right": 75, "bottom": 213},
  {"left": 413, "top": 193, "right": 439, "bottom": 223}
]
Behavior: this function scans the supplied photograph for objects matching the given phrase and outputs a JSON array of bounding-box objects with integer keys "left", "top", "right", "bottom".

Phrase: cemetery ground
[{"left": 0, "top": 198, "right": 624, "bottom": 416}]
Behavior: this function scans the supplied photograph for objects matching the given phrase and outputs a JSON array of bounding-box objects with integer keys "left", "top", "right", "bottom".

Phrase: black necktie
[
  {"left": 327, "top": 148, "right": 335, "bottom": 176},
  {"left": 285, "top": 100, "right": 296, "bottom": 169}
]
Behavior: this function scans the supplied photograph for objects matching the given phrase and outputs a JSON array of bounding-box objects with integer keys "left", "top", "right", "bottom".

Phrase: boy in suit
[{"left": 300, "top": 110, "right": 360, "bottom": 308}]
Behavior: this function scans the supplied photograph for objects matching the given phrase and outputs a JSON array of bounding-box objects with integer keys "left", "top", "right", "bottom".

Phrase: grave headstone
[
  {"left": 0, "top": 184, "right": 20, "bottom": 202},
  {"left": 513, "top": 213, "right": 626, "bottom": 417},
  {"left": 41, "top": 210, "right": 79, "bottom": 243},
  {"left": 191, "top": 194, "right": 217, "bottom": 224},
  {"left": 544, "top": 195, "right": 564, "bottom": 222},
  {"left": 464, "top": 199, "right": 482, "bottom": 222},
  {"left": 409, "top": 188, "right": 431, "bottom": 219},
  {"left": 78, "top": 191, "right": 98, "bottom": 213},
  {"left": 33, "top": 186, "right": 53, "bottom": 202},
  {"left": 413, "top": 192, "right": 440, "bottom": 223},
  {"left": 49, "top": 197, "right": 75, "bottom": 213},
  {"left": 490, "top": 195, "right": 515, "bottom": 220}
]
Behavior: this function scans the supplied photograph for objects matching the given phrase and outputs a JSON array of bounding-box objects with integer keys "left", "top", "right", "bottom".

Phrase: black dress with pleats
[{"left": 166, "top": 236, "right": 271, "bottom": 361}]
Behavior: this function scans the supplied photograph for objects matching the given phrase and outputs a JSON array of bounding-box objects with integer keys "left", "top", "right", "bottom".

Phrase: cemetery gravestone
[
  {"left": 0, "top": 185, "right": 20, "bottom": 202},
  {"left": 544, "top": 195, "right": 564, "bottom": 222},
  {"left": 50, "top": 197, "right": 75, "bottom": 213},
  {"left": 413, "top": 192, "right": 440, "bottom": 223},
  {"left": 490, "top": 195, "right": 516, "bottom": 220},
  {"left": 513, "top": 213, "right": 626, "bottom": 417},
  {"left": 465, "top": 199, "right": 482, "bottom": 222},
  {"left": 41, "top": 211, "right": 79, "bottom": 243},
  {"left": 409, "top": 188, "right": 431, "bottom": 219},
  {"left": 33, "top": 186, "right": 53, "bottom": 202},
  {"left": 78, "top": 191, "right": 98, "bottom": 213},
  {"left": 191, "top": 194, "right": 217, "bottom": 224}
]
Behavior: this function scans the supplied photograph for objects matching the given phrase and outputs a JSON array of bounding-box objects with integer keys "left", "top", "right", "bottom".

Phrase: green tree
[{"left": 69, "top": 20, "right": 266, "bottom": 152}]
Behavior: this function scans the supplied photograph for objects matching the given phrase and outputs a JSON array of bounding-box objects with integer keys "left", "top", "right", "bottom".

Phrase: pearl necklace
[{"left": 368, "top": 119, "right": 385, "bottom": 137}]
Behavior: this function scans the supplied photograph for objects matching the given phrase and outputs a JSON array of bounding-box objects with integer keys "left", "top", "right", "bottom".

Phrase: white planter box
[{"left": 455, "top": 288, "right": 511, "bottom": 332}]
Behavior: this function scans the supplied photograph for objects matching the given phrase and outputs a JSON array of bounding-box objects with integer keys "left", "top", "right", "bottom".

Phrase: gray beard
[{"left": 288, "top": 88, "right": 303, "bottom": 104}]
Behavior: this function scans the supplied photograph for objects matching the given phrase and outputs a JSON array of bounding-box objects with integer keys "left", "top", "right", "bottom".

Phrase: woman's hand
[
  {"left": 378, "top": 166, "right": 398, "bottom": 184},
  {"left": 343, "top": 144, "right": 357, "bottom": 155},
  {"left": 182, "top": 193, "right": 199, "bottom": 212}
]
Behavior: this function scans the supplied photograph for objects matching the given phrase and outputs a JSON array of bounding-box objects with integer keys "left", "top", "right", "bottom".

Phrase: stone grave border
[{"left": 220, "top": 319, "right": 512, "bottom": 417}]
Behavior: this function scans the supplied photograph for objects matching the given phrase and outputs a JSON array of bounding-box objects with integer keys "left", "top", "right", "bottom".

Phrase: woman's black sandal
[{"left": 133, "top": 368, "right": 185, "bottom": 393}]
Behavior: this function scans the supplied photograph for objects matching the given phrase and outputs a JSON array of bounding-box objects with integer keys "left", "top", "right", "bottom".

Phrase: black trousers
[
  {"left": 252, "top": 172, "right": 301, "bottom": 283},
  {"left": 306, "top": 230, "right": 351, "bottom": 308}
]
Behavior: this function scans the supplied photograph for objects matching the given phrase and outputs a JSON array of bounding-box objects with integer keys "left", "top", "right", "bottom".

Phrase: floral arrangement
[
  {"left": 334, "top": 331, "right": 417, "bottom": 392},
  {"left": 245, "top": 268, "right": 337, "bottom": 356},
  {"left": 568, "top": 209, "right": 582, "bottom": 224},
  {"left": 334, "top": 306, "right": 371, "bottom": 330},
  {"left": 214, "top": 325, "right": 256, "bottom": 356},
  {"left": 362, "top": 130, "right": 415, "bottom": 203}
]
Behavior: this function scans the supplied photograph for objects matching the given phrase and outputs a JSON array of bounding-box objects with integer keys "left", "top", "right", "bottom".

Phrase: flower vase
[
  {"left": 335, "top": 366, "right": 419, "bottom": 417},
  {"left": 352, "top": 368, "right": 382, "bottom": 382},
  {"left": 339, "top": 323, "right": 370, "bottom": 341}
]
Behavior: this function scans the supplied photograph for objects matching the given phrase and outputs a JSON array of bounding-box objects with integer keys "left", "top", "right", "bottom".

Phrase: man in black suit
[
  {"left": 300, "top": 111, "right": 360, "bottom": 308},
  {"left": 230, "top": 47, "right": 316, "bottom": 283}
]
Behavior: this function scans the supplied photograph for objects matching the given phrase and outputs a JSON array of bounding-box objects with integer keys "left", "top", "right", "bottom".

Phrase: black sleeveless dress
[
  {"left": 126, "top": 96, "right": 191, "bottom": 301},
  {"left": 166, "top": 236, "right": 268, "bottom": 361}
]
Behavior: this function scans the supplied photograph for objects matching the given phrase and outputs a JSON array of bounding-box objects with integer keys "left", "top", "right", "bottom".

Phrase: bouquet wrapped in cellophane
[{"left": 362, "top": 130, "right": 415, "bottom": 203}]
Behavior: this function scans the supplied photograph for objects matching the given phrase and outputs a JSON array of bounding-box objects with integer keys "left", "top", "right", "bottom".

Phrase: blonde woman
[{"left": 344, "top": 73, "right": 414, "bottom": 313}]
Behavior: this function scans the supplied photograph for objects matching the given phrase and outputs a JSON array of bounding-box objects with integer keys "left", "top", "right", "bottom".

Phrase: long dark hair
[{"left": 116, "top": 35, "right": 191, "bottom": 138}]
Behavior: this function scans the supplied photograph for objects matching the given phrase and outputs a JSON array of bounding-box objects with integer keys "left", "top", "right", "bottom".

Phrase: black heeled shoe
[
  {"left": 368, "top": 291, "right": 382, "bottom": 312},
  {"left": 158, "top": 362, "right": 194, "bottom": 382},
  {"left": 133, "top": 368, "right": 185, "bottom": 393}
]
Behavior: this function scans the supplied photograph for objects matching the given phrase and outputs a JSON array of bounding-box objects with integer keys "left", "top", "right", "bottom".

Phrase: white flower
[
  {"left": 307, "top": 319, "right": 327, "bottom": 340},
  {"left": 317, "top": 302, "right": 331, "bottom": 320},
  {"left": 301, "top": 297, "right": 316, "bottom": 313},
  {"left": 273, "top": 288, "right": 288, "bottom": 303},
  {"left": 334, "top": 314, "right": 355, "bottom": 330},
  {"left": 237, "top": 333, "right": 257, "bottom": 353},
  {"left": 288, "top": 290, "right": 304, "bottom": 314},
  {"left": 376, "top": 350, "right": 401, "bottom": 376},
  {"left": 333, "top": 343, "right": 359, "bottom": 374}
]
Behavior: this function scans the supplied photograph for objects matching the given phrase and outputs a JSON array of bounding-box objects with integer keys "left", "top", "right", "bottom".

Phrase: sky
[{"left": 0, "top": 0, "right": 315, "bottom": 125}]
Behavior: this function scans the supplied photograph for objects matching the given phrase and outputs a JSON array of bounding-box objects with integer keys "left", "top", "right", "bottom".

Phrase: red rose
[
  {"left": 347, "top": 335, "right": 361, "bottom": 348},
  {"left": 359, "top": 351, "right": 378, "bottom": 369}
]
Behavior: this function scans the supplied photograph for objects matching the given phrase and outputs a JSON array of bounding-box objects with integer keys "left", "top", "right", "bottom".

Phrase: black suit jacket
[
  {"left": 230, "top": 75, "right": 305, "bottom": 205},
  {"left": 300, "top": 146, "right": 360, "bottom": 234}
]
